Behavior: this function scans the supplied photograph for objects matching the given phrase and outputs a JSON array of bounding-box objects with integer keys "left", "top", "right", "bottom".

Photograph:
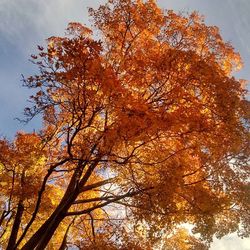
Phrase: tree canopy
[{"left": 0, "top": 0, "right": 249, "bottom": 249}]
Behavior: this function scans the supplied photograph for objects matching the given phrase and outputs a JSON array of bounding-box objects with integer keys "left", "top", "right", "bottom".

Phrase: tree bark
[
  {"left": 6, "top": 200, "right": 24, "bottom": 250},
  {"left": 21, "top": 158, "right": 100, "bottom": 249},
  {"left": 21, "top": 164, "right": 83, "bottom": 249},
  {"left": 21, "top": 207, "right": 65, "bottom": 250},
  {"left": 35, "top": 213, "right": 66, "bottom": 250}
]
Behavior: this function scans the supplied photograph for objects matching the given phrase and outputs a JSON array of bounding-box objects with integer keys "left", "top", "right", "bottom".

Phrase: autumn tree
[{"left": 0, "top": 0, "right": 249, "bottom": 249}]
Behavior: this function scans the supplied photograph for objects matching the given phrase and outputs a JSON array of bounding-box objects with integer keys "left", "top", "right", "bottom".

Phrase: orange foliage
[{"left": 0, "top": 1, "right": 249, "bottom": 249}]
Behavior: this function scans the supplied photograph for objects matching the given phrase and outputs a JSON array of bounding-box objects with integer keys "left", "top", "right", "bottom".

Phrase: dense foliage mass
[{"left": 0, "top": 0, "right": 249, "bottom": 249}]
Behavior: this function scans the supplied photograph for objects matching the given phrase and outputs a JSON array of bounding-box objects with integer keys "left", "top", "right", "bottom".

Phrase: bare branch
[
  {"left": 65, "top": 187, "right": 153, "bottom": 216},
  {"left": 79, "top": 177, "right": 116, "bottom": 194}
]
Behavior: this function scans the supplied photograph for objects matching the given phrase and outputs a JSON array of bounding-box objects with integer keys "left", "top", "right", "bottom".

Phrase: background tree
[{"left": 0, "top": 0, "right": 249, "bottom": 249}]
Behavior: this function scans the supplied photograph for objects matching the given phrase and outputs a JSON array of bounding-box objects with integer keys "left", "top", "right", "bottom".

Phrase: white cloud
[
  {"left": 0, "top": 0, "right": 104, "bottom": 55},
  {"left": 211, "top": 234, "right": 250, "bottom": 250}
]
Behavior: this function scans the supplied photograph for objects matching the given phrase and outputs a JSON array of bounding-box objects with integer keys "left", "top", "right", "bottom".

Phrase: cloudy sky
[{"left": 0, "top": 1, "right": 249, "bottom": 249}]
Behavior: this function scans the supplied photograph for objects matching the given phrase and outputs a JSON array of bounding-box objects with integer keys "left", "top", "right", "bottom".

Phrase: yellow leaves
[
  {"left": 162, "top": 228, "right": 209, "bottom": 250},
  {"left": 45, "top": 185, "right": 64, "bottom": 208},
  {"left": 0, "top": 181, "right": 8, "bottom": 187},
  {"left": 0, "top": 162, "right": 4, "bottom": 171},
  {"left": 0, "top": 133, "right": 47, "bottom": 200},
  {"left": 66, "top": 22, "right": 93, "bottom": 37},
  {"left": 48, "top": 39, "right": 55, "bottom": 50},
  {"left": 1, "top": 1, "right": 248, "bottom": 249}
]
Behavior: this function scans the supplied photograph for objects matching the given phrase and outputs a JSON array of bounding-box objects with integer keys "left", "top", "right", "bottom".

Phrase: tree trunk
[
  {"left": 21, "top": 189, "right": 76, "bottom": 249},
  {"left": 6, "top": 200, "right": 24, "bottom": 250},
  {"left": 35, "top": 213, "right": 66, "bottom": 250},
  {"left": 21, "top": 167, "right": 83, "bottom": 249},
  {"left": 20, "top": 208, "right": 64, "bottom": 249}
]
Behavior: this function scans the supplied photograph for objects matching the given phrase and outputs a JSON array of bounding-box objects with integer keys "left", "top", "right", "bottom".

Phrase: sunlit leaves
[{"left": 0, "top": 0, "right": 249, "bottom": 249}]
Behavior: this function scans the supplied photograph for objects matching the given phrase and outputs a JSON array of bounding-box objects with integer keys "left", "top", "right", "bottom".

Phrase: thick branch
[
  {"left": 65, "top": 187, "right": 153, "bottom": 216},
  {"left": 16, "top": 158, "right": 70, "bottom": 248},
  {"left": 6, "top": 199, "right": 24, "bottom": 250},
  {"left": 79, "top": 177, "right": 116, "bottom": 194},
  {"left": 73, "top": 195, "right": 116, "bottom": 205}
]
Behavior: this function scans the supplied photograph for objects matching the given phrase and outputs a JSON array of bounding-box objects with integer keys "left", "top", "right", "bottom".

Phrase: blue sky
[{"left": 0, "top": 1, "right": 249, "bottom": 249}]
